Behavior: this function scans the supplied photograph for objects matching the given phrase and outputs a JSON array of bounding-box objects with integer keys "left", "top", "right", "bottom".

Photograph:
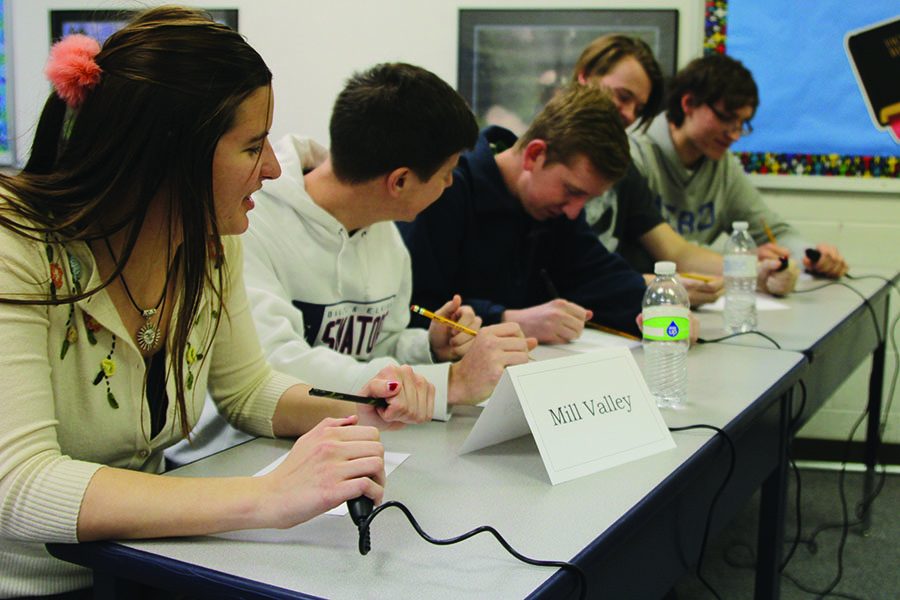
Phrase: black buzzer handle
[
  {"left": 805, "top": 248, "right": 822, "bottom": 264},
  {"left": 348, "top": 496, "right": 374, "bottom": 526},
  {"left": 348, "top": 496, "right": 374, "bottom": 555}
]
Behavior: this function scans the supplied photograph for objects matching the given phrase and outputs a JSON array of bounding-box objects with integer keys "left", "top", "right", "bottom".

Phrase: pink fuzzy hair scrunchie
[{"left": 45, "top": 34, "right": 102, "bottom": 108}]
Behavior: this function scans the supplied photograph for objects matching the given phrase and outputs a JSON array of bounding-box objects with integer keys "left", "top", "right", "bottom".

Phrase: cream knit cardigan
[{"left": 0, "top": 213, "right": 297, "bottom": 597}]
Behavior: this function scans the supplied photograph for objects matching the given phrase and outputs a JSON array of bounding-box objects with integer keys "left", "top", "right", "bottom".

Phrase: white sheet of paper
[
  {"left": 563, "top": 327, "right": 641, "bottom": 352},
  {"left": 254, "top": 450, "right": 409, "bottom": 516},
  {"left": 699, "top": 293, "right": 790, "bottom": 312},
  {"left": 460, "top": 348, "right": 675, "bottom": 485}
]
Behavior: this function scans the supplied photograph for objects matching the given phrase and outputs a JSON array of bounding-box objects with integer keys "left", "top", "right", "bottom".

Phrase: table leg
[
  {"left": 754, "top": 390, "right": 791, "bottom": 600},
  {"left": 861, "top": 335, "right": 886, "bottom": 534}
]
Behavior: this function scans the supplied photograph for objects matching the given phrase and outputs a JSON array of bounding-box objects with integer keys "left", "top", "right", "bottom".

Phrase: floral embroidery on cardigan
[
  {"left": 61, "top": 250, "right": 84, "bottom": 359},
  {"left": 83, "top": 314, "right": 101, "bottom": 345},
  {"left": 44, "top": 235, "right": 225, "bottom": 411},
  {"left": 45, "top": 235, "right": 119, "bottom": 408},
  {"left": 184, "top": 341, "right": 205, "bottom": 391},
  {"left": 47, "top": 243, "right": 82, "bottom": 360},
  {"left": 92, "top": 335, "right": 119, "bottom": 409}
]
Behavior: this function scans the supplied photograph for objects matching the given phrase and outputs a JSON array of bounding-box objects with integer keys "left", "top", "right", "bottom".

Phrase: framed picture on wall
[
  {"left": 458, "top": 9, "right": 679, "bottom": 134},
  {"left": 50, "top": 9, "right": 239, "bottom": 45}
]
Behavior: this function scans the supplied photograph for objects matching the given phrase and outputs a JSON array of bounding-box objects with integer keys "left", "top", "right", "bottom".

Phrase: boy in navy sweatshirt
[{"left": 399, "top": 85, "right": 648, "bottom": 345}]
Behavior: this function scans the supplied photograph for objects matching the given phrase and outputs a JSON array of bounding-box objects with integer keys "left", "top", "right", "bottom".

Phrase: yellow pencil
[
  {"left": 410, "top": 305, "right": 478, "bottom": 336},
  {"left": 585, "top": 321, "right": 641, "bottom": 341},
  {"left": 678, "top": 272, "right": 716, "bottom": 283},
  {"left": 760, "top": 218, "right": 790, "bottom": 271},
  {"left": 761, "top": 218, "right": 778, "bottom": 245}
]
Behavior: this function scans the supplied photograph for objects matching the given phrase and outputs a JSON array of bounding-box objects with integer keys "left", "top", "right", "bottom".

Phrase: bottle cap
[
  {"left": 732, "top": 221, "right": 749, "bottom": 231},
  {"left": 654, "top": 261, "right": 676, "bottom": 275}
]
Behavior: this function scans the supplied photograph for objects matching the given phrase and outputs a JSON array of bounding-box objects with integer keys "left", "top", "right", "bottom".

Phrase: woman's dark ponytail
[{"left": 22, "top": 94, "right": 68, "bottom": 174}]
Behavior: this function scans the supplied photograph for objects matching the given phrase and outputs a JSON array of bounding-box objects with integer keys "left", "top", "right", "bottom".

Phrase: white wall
[
  {"left": 9, "top": 0, "right": 704, "bottom": 165},
  {"left": 8, "top": 1, "right": 899, "bottom": 445}
]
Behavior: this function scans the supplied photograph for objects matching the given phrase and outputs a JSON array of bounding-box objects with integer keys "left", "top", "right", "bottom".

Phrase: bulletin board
[
  {"left": 705, "top": 0, "right": 899, "bottom": 178},
  {"left": 0, "top": 0, "right": 13, "bottom": 165}
]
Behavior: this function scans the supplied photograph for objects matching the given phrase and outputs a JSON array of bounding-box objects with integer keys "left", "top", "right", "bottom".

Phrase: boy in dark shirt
[{"left": 399, "top": 85, "right": 647, "bottom": 344}]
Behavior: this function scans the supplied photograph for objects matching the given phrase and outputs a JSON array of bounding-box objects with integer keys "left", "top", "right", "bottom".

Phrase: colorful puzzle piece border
[{"left": 703, "top": 0, "right": 899, "bottom": 179}]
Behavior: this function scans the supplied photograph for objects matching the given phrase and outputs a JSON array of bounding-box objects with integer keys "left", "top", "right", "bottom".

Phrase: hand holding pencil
[
  {"left": 411, "top": 299, "right": 537, "bottom": 406},
  {"left": 447, "top": 321, "right": 537, "bottom": 405},
  {"left": 676, "top": 272, "right": 724, "bottom": 307},
  {"left": 757, "top": 257, "right": 799, "bottom": 296},
  {"left": 758, "top": 218, "right": 791, "bottom": 271},
  {"left": 754, "top": 219, "right": 799, "bottom": 295},
  {"left": 419, "top": 295, "right": 480, "bottom": 362},
  {"left": 501, "top": 298, "right": 592, "bottom": 345}
]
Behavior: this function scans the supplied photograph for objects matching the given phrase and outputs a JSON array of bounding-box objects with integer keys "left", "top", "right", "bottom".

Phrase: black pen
[{"left": 309, "top": 388, "right": 389, "bottom": 410}]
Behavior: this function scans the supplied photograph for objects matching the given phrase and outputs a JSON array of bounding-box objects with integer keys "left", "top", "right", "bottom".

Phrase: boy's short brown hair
[
  {"left": 666, "top": 54, "right": 759, "bottom": 127},
  {"left": 517, "top": 84, "right": 630, "bottom": 182}
]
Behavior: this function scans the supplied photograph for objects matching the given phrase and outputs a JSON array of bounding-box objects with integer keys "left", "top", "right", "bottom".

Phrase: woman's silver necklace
[{"left": 104, "top": 238, "right": 170, "bottom": 352}]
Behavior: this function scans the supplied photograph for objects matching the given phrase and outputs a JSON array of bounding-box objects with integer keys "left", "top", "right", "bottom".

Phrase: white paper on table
[
  {"left": 480, "top": 329, "right": 640, "bottom": 403},
  {"left": 253, "top": 450, "right": 409, "bottom": 517},
  {"left": 563, "top": 327, "right": 641, "bottom": 352},
  {"left": 699, "top": 293, "right": 789, "bottom": 312}
]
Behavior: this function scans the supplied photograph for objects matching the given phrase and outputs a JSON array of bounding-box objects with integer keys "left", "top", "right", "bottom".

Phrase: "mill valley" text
[{"left": 549, "top": 395, "right": 633, "bottom": 426}]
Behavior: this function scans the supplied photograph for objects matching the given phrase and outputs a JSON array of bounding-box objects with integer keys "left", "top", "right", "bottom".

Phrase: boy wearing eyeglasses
[{"left": 630, "top": 53, "right": 847, "bottom": 278}]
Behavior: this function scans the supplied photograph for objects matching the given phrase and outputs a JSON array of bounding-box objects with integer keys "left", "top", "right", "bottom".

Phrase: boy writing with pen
[{"left": 168, "top": 63, "right": 536, "bottom": 464}]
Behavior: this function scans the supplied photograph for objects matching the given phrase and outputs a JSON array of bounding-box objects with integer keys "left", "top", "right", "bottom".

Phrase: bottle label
[
  {"left": 724, "top": 254, "right": 757, "bottom": 278},
  {"left": 642, "top": 307, "right": 690, "bottom": 341}
]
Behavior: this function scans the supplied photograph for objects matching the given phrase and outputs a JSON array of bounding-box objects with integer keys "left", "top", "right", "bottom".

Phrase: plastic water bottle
[
  {"left": 642, "top": 261, "right": 690, "bottom": 408},
  {"left": 723, "top": 221, "right": 758, "bottom": 333}
]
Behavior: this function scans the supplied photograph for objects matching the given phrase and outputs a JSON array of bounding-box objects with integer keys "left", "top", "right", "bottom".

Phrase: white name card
[{"left": 460, "top": 348, "right": 675, "bottom": 485}]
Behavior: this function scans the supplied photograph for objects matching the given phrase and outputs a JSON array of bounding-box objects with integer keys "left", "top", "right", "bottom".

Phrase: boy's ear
[
  {"left": 386, "top": 167, "right": 410, "bottom": 197},
  {"left": 522, "top": 139, "right": 548, "bottom": 172},
  {"left": 681, "top": 92, "right": 698, "bottom": 116}
]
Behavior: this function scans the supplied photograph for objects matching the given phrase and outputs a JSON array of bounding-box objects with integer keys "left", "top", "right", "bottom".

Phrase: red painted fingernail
[{"left": 388, "top": 381, "right": 399, "bottom": 392}]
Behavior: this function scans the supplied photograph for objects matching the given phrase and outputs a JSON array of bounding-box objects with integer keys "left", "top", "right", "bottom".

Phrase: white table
[
  {"left": 49, "top": 343, "right": 806, "bottom": 599},
  {"left": 696, "top": 268, "right": 898, "bottom": 530}
]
